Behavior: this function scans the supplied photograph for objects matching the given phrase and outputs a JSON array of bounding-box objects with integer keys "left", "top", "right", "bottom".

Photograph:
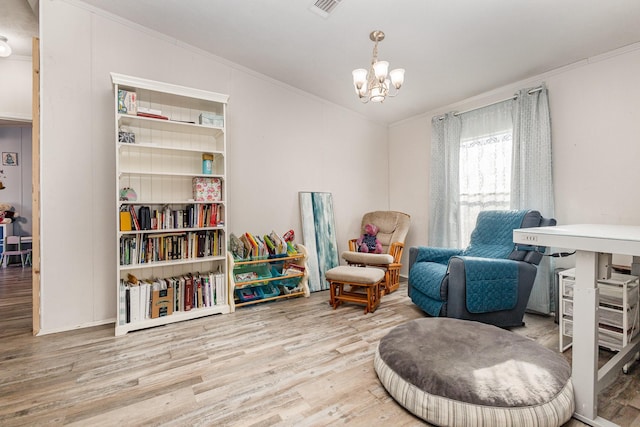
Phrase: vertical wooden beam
[{"left": 31, "top": 37, "right": 41, "bottom": 335}]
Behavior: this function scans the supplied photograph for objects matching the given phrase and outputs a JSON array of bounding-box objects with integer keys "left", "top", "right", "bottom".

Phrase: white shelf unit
[
  {"left": 559, "top": 267, "right": 640, "bottom": 352},
  {"left": 227, "top": 244, "right": 310, "bottom": 312},
  {"left": 112, "top": 73, "right": 230, "bottom": 336}
]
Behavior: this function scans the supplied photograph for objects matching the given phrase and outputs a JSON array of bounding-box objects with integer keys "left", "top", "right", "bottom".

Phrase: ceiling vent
[{"left": 310, "top": 0, "right": 343, "bottom": 18}]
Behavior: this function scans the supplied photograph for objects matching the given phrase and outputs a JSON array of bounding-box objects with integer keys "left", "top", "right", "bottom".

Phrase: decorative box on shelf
[
  {"left": 199, "top": 112, "right": 224, "bottom": 127},
  {"left": 118, "top": 129, "right": 135, "bottom": 144},
  {"left": 117, "top": 89, "right": 137, "bottom": 115},
  {"left": 193, "top": 177, "right": 222, "bottom": 202}
]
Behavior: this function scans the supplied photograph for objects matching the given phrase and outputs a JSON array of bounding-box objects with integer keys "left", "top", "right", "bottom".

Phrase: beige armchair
[{"left": 341, "top": 211, "right": 411, "bottom": 294}]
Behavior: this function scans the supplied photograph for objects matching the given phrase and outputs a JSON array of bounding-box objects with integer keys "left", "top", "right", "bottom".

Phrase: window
[
  {"left": 458, "top": 103, "right": 513, "bottom": 246},
  {"left": 459, "top": 131, "right": 512, "bottom": 246}
]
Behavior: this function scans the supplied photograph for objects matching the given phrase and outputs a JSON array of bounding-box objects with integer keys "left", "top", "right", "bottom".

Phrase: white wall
[
  {"left": 389, "top": 43, "right": 640, "bottom": 271},
  {"left": 0, "top": 56, "right": 32, "bottom": 121},
  {"left": 39, "top": 1, "right": 388, "bottom": 333}
]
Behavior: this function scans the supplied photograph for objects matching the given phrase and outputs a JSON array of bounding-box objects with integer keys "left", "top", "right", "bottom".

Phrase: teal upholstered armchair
[{"left": 408, "top": 210, "right": 556, "bottom": 328}]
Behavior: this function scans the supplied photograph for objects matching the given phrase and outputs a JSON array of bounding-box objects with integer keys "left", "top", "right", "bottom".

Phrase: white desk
[{"left": 514, "top": 224, "right": 640, "bottom": 427}]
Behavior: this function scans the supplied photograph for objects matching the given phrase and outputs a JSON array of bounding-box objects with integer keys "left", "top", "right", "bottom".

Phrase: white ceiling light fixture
[
  {"left": 0, "top": 36, "right": 12, "bottom": 58},
  {"left": 352, "top": 30, "right": 405, "bottom": 103}
]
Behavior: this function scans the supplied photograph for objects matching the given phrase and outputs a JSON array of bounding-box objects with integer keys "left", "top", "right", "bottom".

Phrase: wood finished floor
[{"left": 2, "top": 267, "right": 640, "bottom": 426}]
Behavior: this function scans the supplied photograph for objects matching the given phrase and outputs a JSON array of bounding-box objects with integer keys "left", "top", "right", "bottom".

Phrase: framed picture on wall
[{"left": 2, "top": 152, "right": 18, "bottom": 166}]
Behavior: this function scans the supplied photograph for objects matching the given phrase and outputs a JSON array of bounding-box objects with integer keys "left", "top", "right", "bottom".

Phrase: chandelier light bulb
[
  {"left": 390, "top": 68, "right": 405, "bottom": 89},
  {"left": 352, "top": 68, "right": 368, "bottom": 89},
  {"left": 373, "top": 61, "right": 389, "bottom": 82},
  {"left": 358, "top": 81, "right": 368, "bottom": 97}
]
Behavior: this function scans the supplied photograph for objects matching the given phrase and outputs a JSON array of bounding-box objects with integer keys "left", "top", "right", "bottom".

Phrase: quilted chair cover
[{"left": 408, "top": 210, "right": 555, "bottom": 328}]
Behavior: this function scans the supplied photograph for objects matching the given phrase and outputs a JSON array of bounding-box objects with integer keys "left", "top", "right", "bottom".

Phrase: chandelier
[{"left": 352, "top": 30, "right": 405, "bottom": 103}]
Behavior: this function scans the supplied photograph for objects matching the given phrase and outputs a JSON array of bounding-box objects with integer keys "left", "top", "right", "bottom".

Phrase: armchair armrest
[
  {"left": 410, "top": 246, "right": 463, "bottom": 265},
  {"left": 388, "top": 242, "right": 404, "bottom": 263}
]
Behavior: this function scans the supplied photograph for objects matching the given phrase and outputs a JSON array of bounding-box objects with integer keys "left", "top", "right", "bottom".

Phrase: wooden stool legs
[{"left": 329, "top": 279, "right": 381, "bottom": 314}]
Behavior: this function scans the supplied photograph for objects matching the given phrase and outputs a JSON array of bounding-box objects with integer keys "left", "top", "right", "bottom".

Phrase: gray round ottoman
[{"left": 374, "top": 318, "right": 574, "bottom": 426}]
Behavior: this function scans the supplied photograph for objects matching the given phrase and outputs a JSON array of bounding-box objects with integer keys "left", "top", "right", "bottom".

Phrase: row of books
[
  {"left": 120, "top": 230, "right": 223, "bottom": 265},
  {"left": 119, "top": 271, "right": 227, "bottom": 324},
  {"left": 120, "top": 203, "right": 223, "bottom": 232},
  {"left": 229, "top": 230, "right": 297, "bottom": 260}
]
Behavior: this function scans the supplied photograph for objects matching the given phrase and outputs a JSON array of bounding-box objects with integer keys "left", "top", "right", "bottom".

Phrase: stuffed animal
[
  {"left": 357, "top": 223, "right": 383, "bottom": 253},
  {"left": 0, "top": 203, "right": 18, "bottom": 224}
]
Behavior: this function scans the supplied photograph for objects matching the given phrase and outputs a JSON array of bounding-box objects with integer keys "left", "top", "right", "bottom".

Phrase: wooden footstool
[{"left": 326, "top": 266, "right": 385, "bottom": 314}]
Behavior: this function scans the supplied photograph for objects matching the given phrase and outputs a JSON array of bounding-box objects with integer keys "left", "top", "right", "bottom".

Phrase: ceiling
[{"left": 3, "top": 0, "right": 640, "bottom": 124}]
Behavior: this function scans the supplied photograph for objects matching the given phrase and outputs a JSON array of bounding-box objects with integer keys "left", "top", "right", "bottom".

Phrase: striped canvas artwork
[{"left": 299, "top": 192, "right": 339, "bottom": 292}]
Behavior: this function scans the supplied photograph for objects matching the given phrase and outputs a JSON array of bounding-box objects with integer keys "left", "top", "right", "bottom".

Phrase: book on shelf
[
  {"left": 268, "top": 230, "right": 286, "bottom": 255},
  {"left": 137, "top": 106, "right": 162, "bottom": 116},
  {"left": 137, "top": 112, "right": 169, "bottom": 120},
  {"left": 120, "top": 211, "right": 132, "bottom": 232},
  {"left": 129, "top": 284, "right": 141, "bottom": 323},
  {"left": 119, "top": 280, "right": 127, "bottom": 325},
  {"left": 125, "top": 284, "right": 131, "bottom": 323},
  {"left": 263, "top": 235, "right": 276, "bottom": 254},
  {"left": 195, "top": 276, "right": 203, "bottom": 309},
  {"left": 138, "top": 206, "right": 151, "bottom": 230},
  {"left": 286, "top": 241, "right": 298, "bottom": 255},
  {"left": 129, "top": 205, "right": 140, "bottom": 231},
  {"left": 184, "top": 274, "right": 194, "bottom": 311},
  {"left": 283, "top": 262, "right": 305, "bottom": 275},
  {"left": 239, "top": 234, "right": 252, "bottom": 258},
  {"left": 214, "top": 270, "right": 226, "bottom": 305}
]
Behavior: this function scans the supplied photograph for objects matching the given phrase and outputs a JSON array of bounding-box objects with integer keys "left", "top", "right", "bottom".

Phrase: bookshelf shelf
[
  {"left": 118, "top": 226, "right": 224, "bottom": 236},
  {"left": 120, "top": 171, "right": 225, "bottom": 179},
  {"left": 119, "top": 142, "right": 224, "bottom": 156},
  {"left": 115, "top": 304, "right": 231, "bottom": 336},
  {"left": 112, "top": 72, "right": 230, "bottom": 336},
  {"left": 119, "top": 200, "right": 226, "bottom": 206},
  {"left": 119, "top": 255, "right": 226, "bottom": 271},
  {"left": 227, "top": 244, "right": 311, "bottom": 312}
]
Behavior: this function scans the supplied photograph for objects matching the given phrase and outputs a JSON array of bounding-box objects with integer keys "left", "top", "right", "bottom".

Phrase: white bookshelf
[{"left": 112, "top": 73, "right": 230, "bottom": 336}]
